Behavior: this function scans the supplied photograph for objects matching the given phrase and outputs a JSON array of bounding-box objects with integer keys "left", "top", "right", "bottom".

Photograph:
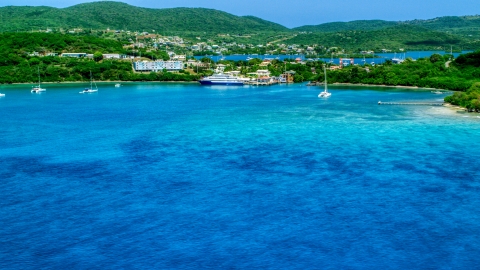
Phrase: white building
[
  {"left": 103, "top": 54, "right": 121, "bottom": 59},
  {"left": 61, "top": 53, "right": 87, "bottom": 58},
  {"left": 134, "top": 61, "right": 184, "bottom": 72}
]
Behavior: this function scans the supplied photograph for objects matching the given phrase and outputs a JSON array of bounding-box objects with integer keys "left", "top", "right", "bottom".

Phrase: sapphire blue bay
[{"left": 0, "top": 83, "right": 479, "bottom": 269}]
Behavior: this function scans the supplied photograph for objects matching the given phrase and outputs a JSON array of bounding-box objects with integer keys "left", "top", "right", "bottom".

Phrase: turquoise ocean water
[{"left": 1, "top": 83, "right": 479, "bottom": 269}]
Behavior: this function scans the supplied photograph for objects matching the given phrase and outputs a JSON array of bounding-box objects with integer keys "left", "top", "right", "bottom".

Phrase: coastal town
[{"left": 22, "top": 29, "right": 385, "bottom": 86}]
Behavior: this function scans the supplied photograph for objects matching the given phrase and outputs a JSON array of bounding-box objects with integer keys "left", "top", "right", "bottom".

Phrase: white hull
[
  {"left": 318, "top": 66, "right": 331, "bottom": 98},
  {"left": 80, "top": 89, "right": 98, "bottom": 93},
  {"left": 31, "top": 87, "right": 46, "bottom": 93},
  {"left": 318, "top": 91, "right": 331, "bottom": 98}
]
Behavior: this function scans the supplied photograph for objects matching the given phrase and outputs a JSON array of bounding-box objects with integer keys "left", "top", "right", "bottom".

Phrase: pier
[{"left": 378, "top": 101, "right": 444, "bottom": 106}]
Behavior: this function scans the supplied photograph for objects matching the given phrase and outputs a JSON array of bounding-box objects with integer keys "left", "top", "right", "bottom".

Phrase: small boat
[
  {"left": 115, "top": 83, "right": 121, "bottom": 87},
  {"left": 431, "top": 90, "right": 443, "bottom": 94},
  {"left": 31, "top": 86, "right": 46, "bottom": 93},
  {"left": 80, "top": 71, "right": 98, "bottom": 93},
  {"left": 31, "top": 67, "right": 46, "bottom": 93},
  {"left": 80, "top": 89, "right": 98, "bottom": 93},
  {"left": 318, "top": 66, "right": 331, "bottom": 98},
  {"left": 0, "top": 93, "right": 5, "bottom": 97}
]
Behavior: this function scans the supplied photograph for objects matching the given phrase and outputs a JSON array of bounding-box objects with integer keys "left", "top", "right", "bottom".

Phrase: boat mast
[
  {"left": 324, "top": 65, "right": 327, "bottom": 92},
  {"left": 38, "top": 67, "right": 40, "bottom": 86}
]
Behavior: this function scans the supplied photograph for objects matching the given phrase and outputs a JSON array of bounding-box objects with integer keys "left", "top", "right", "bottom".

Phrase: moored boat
[
  {"left": 199, "top": 70, "right": 244, "bottom": 86},
  {"left": 80, "top": 71, "right": 98, "bottom": 93},
  {"left": 31, "top": 67, "right": 46, "bottom": 93},
  {"left": 318, "top": 66, "right": 331, "bottom": 98}
]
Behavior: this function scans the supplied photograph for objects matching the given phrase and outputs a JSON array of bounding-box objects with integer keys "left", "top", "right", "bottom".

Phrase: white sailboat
[
  {"left": 80, "top": 71, "right": 98, "bottom": 93},
  {"left": 318, "top": 66, "right": 331, "bottom": 98},
  {"left": 31, "top": 67, "right": 46, "bottom": 93}
]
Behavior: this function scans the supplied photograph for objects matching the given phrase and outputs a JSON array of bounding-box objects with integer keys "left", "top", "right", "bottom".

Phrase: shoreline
[
  {"left": 5, "top": 81, "right": 453, "bottom": 91},
  {"left": 331, "top": 82, "right": 449, "bottom": 91},
  {"left": 6, "top": 80, "right": 199, "bottom": 86}
]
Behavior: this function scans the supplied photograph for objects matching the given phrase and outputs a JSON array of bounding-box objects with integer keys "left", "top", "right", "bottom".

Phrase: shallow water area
[{"left": 1, "top": 82, "right": 479, "bottom": 269}]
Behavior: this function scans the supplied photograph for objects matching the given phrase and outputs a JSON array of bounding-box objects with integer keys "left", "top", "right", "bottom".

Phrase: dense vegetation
[
  {"left": 443, "top": 51, "right": 480, "bottom": 111},
  {"left": 0, "top": 2, "right": 287, "bottom": 34},
  {"left": 0, "top": 32, "right": 198, "bottom": 83},
  {"left": 293, "top": 15, "right": 480, "bottom": 39},
  {"left": 1, "top": 2, "right": 480, "bottom": 50},
  {"left": 323, "top": 52, "right": 480, "bottom": 91},
  {"left": 293, "top": 20, "right": 398, "bottom": 32},
  {"left": 287, "top": 25, "right": 476, "bottom": 51},
  {"left": 444, "top": 82, "right": 480, "bottom": 111},
  {"left": 0, "top": 32, "right": 124, "bottom": 54}
]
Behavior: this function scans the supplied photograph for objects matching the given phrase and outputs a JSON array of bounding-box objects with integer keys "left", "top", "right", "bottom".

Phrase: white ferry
[{"left": 199, "top": 70, "right": 244, "bottom": 86}]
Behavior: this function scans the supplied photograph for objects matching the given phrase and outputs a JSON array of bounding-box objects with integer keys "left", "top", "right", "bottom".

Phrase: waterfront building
[{"left": 280, "top": 71, "right": 295, "bottom": 83}]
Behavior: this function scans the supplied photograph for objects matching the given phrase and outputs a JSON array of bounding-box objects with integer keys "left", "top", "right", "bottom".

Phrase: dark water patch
[
  {"left": 420, "top": 185, "right": 447, "bottom": 193},
  {"left": 0, "top": 156, "right": 112, "bottom": 180},
  {"left": 120, "top": 136, "right": 169, "bottom": 165}
]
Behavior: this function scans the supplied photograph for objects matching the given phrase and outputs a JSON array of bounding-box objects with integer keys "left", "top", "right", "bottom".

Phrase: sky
[{"left": 2, "top": 0, "right": 479, "bottom": 28}]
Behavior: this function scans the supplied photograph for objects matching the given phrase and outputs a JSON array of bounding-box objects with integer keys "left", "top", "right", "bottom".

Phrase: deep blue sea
[{"left": 1, "top": 82, "right": 479, "bottom": 269}]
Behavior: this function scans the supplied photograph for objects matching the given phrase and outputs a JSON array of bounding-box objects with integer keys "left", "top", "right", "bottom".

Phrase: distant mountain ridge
[
  {"left": 0, "top": 1, "right": 288, "bottom": 33},
  {"left": 0, "top": 1, "right": 479, "bottom": 51},
  {"left": 293, "top": 15, "right": 480, "bottom": 38},
  {"left": 1, "top": 1, "right": 480, "bottom": 36}
]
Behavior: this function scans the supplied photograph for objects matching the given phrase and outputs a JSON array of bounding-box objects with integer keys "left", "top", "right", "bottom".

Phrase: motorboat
[{"left": 115, "top": 83, "right": 121, "bottom": 87}]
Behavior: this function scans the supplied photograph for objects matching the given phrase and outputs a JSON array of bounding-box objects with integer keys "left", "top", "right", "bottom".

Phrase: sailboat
[
  {"left": 80, "top": 71, "right": 98, "bottom": 93},
  {"left": 31, "top": 67, "right": 46, "bottom": 93},
  {"left": 318, "top": 66, "right": 331, "bottom": 98}
]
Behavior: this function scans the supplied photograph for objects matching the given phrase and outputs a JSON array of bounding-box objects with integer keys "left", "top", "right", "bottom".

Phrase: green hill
[
  {"left": 292, "top": 15, "right": 480, "bottom": 40},
  {"left": 0, "top": 1, "right": 288, "bottom": 33},
  {"left": 286, "top": 25, "right": 476, "bottom": 51},
  {"left": 293, "top": 20, "right": 398, "bottom": 32}
]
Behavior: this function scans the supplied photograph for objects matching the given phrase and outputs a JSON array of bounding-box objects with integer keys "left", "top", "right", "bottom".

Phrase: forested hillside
[
  {"left": 324, "top": 50, "right": 480, "bottom": 92},
  {"left": 293, "top": 20, "right": 398, "bottom": 32},
  {"left": 0, "top": 2, "right": 288, "bottom": 34},
  {"left": 0, "top": 32, "right": 124, "bottom": 55},
  {"left": 286, "top": 25, "right": 475, "bottom": 51},
  {"left": 293, "top": 15, "right": 480, "bottom": 39}
]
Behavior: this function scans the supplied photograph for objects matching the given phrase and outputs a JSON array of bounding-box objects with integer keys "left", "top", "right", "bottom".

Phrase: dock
[{"left": 378, "top": 101, "right": 444, "bottom": 106}]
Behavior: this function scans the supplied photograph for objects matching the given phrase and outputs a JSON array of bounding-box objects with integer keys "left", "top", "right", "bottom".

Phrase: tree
[
  {"left": 430, "top": 54, "right": 443, "bottom": 63},
  {"left": 93, "top": 51, "right": 103, "bottom": 62}
]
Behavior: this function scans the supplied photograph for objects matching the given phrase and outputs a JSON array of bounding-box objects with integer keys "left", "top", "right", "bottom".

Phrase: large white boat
[
  {"left": 318, "top": 66, "right": 331, "bottom": 98},
  {"left": 0, "top": 93, "right": 5, "bottom": 97},
  {"left": 31, "top": 67, "right": 46, "bottom": 93},
  {"left": 80, "top": 71, "right": 98, "bottom": 93},
  {"left": 199, "top": 70, "right": 244, "bottom": 86}
]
